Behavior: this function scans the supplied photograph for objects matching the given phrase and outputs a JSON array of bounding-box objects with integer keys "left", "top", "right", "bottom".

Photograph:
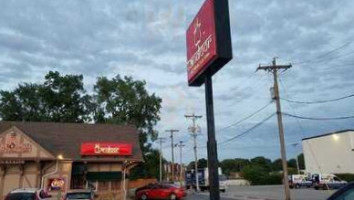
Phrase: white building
[{"left": 302, "top": 130, "right": 354, "bottom": 174}]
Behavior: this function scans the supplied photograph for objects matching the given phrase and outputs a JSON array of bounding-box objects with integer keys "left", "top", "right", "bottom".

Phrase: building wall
[
  {"left": 303, "top": 131, "right": 354, "bottom": 174},
  {"left": 43, "top": 161, "right": 73, "bottom": 195},
  {"left": 0, "top": 127, "right": 57, "bottom": 198},
  {"left": 87, "top": 163, "right": 122, "bottom": 172},
  {"left": 0, "top": 161, "right": 72, "bottom": 198}
]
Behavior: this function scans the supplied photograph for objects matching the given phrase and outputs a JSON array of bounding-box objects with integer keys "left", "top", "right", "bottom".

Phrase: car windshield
[
  {"left": 66, "top": 193, "right": 91, "bottom": 199},
  {"left": 6, "top": 193, "right": 35, "bottom": 200}
]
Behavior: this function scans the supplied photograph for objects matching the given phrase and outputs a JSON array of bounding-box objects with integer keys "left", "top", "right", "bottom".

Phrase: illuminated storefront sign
[
  {"left": 80, "top": 143, "right": 132, "bottom": 156},
  {"left": 48, "top": 178, "right": 65, "bottom": 191}
]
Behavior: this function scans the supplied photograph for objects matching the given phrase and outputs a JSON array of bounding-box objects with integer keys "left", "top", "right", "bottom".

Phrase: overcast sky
[{"left": 1, "top": 0, "right": 354, "bottom": 163}]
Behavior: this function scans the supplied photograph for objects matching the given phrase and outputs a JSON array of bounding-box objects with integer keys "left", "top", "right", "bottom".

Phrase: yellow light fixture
[
  {"left": 57, "top": 154, "right": 64, "bottom": 160},
  {"left": 332, "top": 134, "right": 339, "bottom": 141}
]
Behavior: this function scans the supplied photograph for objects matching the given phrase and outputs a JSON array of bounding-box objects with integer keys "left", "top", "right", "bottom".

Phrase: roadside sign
[{"left": 186, "top": 0, "right": 232, "bottom": 86}]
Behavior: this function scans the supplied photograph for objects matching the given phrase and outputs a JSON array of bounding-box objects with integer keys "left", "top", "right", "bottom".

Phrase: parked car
[
  {"left": 64, "top": 189, "right": 96, "bottom": 200},
  {"left": 327, "top": 182, "right": 354, "bottom": 200},
  {"left": 289, "top": 175, "right": 312, "bottom": 189},
  {"left": 135, "top": 183, "right": 187, "bottom": 200},
  {"left": 5, "top": 188, "right": 52, "bottom": 200},
  {"left": 312, "top": 174, "right": 347, "bottom": 190}
]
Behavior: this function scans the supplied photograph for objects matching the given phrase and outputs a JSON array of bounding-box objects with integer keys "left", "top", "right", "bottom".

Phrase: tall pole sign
[{"left": 186, "top": 0, "right": 232, "bottom": 199}]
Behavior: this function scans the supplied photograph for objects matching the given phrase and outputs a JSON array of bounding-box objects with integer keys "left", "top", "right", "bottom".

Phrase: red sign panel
[
  {"left": 81, "top": 143, "right": 132, "bottom": 156},
  {"left": 187, "top": 0, "right": 217, "bottom": 85}
]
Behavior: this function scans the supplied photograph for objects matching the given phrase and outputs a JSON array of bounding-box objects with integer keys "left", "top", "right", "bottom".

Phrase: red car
[{"left": 135, "top": 183, "right": 187, "bottom": 200}]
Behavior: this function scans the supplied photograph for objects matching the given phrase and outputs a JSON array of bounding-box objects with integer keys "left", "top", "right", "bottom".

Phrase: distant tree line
[{"left": 188, "top": 154, "right": 305, "bottom": 185}]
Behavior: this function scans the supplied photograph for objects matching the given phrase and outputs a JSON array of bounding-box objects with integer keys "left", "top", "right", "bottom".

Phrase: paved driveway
[
  {"left": 197, "top": 185, "right": 334, "bottom": 200},
  {"left": 185, "top": 192, "right": 234, "bottom": 200}
]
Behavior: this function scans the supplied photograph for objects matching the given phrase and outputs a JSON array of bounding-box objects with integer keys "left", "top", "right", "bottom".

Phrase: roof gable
[
  {"left": 0, "top": 121, "right": 143, "bottom": 162},
  {"left": 0, "top": 126, "right": 54, "bottom": 160}
]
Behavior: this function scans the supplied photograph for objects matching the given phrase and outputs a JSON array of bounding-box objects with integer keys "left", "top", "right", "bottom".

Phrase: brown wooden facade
[{"left": 0, "top": 122, "right": 143, "bottom": 200}]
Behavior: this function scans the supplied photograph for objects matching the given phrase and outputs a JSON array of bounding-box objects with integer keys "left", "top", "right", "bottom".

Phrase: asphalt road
[
  {"left": 185, "top": 192, "right": 234, "bottom": 200},
  {"left": 184, "top": 185, "right": 336, "bottom": 200}
]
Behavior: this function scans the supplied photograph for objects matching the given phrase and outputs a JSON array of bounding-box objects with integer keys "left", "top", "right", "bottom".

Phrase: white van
[{"left": 312, "top": 174, "right": 347, "bottom": 190}]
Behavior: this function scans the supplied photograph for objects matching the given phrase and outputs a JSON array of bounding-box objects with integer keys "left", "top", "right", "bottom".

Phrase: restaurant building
[{"left": 0, "top": 121, "right": 143, "bottom": 200}]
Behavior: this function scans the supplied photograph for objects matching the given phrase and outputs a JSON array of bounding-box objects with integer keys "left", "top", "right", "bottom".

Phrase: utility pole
[
  {"left": 292, "top": 143, "right": 300, "bottom": 174},
  {"left": 157, "top": 137, "right": 166, "bottom": 182},
  {"left": 257, "top": 58, "right": 292, "bottom": 200},
  {"left": 178, "top": 141, "right": 185, "bottom": 186},
  {"left": 185, "top": 113, "right": 202, "bottom": 191},
  {"left": 166, "top": 129, "right": 179, "bottom": 182}
]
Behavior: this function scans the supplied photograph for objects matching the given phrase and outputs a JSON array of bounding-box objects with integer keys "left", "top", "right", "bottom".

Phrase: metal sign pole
[{"left": 204, "top": 74, "right": 220, "bottom": 200}]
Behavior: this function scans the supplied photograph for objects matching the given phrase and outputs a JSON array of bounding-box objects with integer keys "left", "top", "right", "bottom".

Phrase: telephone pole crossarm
[{"left": 257, "top": 64, "right": 292, "bottom": 71}]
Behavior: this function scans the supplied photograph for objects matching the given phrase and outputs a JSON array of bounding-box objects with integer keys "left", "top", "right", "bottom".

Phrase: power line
[
  {"left": 294, "top": 40, "right": 353, "bottom": 65},
  {"left": 197, "top": 111, "right": 277, "bottom": 149},
  {"left": 279, "top": 79, "right": 329, "bottom": 184},
  {"left": 280, "top": 93, "right": 354, "bottom": 104},
  {"left": 283, "top": 112, "right": 354, "bottom": 121},
  {"left": 217, "top": 101, "right": 273, "bottom": 132},
  {"left": 218, "top": 113, "right": 276, "bottom": 146}
]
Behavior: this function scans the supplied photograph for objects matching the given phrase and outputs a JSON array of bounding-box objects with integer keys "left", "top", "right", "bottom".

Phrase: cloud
[{"left": 0, "top": 0, "right": 354, "bottom": 162}]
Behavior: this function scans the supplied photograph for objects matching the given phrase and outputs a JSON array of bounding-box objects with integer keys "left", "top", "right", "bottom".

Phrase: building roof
[
  {"left": 302, "top": 129, "right": 354, "bottom": 141},
  {"left": 0, "top": 121, "right": 143, "bottom": 162}
]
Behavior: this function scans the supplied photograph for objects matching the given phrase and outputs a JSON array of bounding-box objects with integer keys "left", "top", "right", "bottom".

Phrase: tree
[
  {"left": 0, "top": 71, "right": 163, "bottom": 180},
  {"left": 187, "top": 158, "right": 208, "bottom": 170},
  {"left": 220, "top": 158, "right": 250, "bottom": 176},
  {"left": 94, "top": 75, "right": 162, "bottom": 179},
  {"left": 241, "top": 165, "right": 282, "bottom": 185},
  {"left": 250, "top": 156, "right": 272, "bottom": 171},
  {"left": 0, "top": 71, "right": 93, "bottom": 122},
  {"left": 241, "top": 165, "right": 267, "bottom": 185},
  {"left": 288, "top": 159, "right": 297, "bottom": 169},
  {"left": 271, "top": 159, "right": 283, "bottom": 171},
  {"left": 130, "top": 149, "right": 162, "bottom": 180},
  {"left": 93, "top": 75, "right": 161, "bottom": 136},
  {"left": 198, "top": 158, "right": 208, "bottom": 168},
  {"left": 297, "top": 153, "right": 305, "bottom": 170}
]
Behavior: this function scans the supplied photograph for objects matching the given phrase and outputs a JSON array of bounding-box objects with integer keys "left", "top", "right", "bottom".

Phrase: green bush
[
  {"left": 335, "top": 174, "right": 354, "bottom": 182},
  {"left": 241, "top": 166, "right": 282, "bottom": 185},
  {"left": 267, "top": 174, "right": 283, "bottom": 185}
]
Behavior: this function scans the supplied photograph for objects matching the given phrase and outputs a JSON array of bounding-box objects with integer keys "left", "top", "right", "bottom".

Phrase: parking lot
[{"left": 186, "top": 185, "right": 335, "bottom": 200}]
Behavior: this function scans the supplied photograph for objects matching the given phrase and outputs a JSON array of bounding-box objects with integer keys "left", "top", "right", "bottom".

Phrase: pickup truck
[{"left": 312, "top": 174, "right": 347, "bottom": 190}]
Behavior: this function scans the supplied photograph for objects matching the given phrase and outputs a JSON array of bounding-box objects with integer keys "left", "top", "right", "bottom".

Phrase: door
[{"left": 147, "top": 184, "right": 160, "bottom": 199}]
